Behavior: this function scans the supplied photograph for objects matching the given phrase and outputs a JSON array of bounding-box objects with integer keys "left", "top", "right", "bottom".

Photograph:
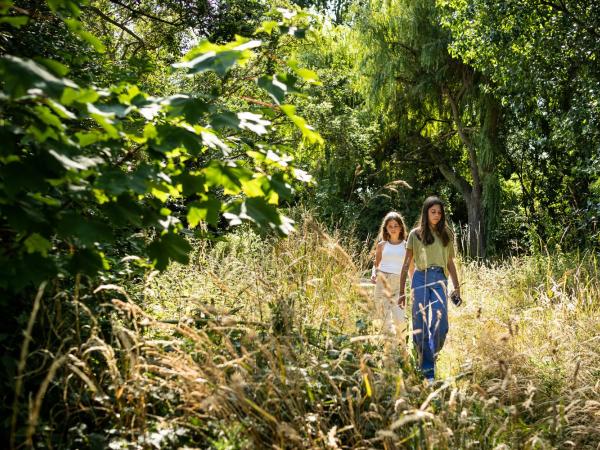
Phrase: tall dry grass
[{"left": 11, "top": 217, "right": 600, "bottom": 449}]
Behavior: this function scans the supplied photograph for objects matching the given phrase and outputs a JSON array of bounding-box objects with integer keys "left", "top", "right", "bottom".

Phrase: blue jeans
[{"left": 411, "top": 267, "right": 448, "bottom": 379}]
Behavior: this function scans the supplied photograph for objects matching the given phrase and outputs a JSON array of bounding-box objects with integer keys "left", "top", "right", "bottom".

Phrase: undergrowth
[{"left": 8, "top": 217, "right": 600, "bottom": 449}]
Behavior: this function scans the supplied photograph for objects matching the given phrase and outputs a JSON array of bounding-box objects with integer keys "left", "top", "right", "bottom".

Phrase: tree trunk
[
  {"left": 465, "top": 191, "right": 486, "bottom": 258},
  {"left": 445, "top": 86, "right": 488, "bottom": 259},
  {"left": 437, "top": 162, "right": 486, "bottom": 258}
]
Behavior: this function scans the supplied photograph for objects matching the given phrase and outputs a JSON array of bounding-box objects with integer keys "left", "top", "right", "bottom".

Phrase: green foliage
[
  {"left": 0, "top": 3, "right": 322, "bottom": 294},
  {"left": 438, "top": 0, "right": 600, "bottom": 249},
  {"left": 346, "top": 0, "right": 504, "bottom": 257}
]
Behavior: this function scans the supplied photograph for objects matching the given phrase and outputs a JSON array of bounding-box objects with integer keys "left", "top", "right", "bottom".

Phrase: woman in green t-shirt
[{"left": 398, "top": 196, "right": 461, "bottom": 383}]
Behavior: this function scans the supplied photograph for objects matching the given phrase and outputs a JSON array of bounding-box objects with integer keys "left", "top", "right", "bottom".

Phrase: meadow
[{"left": 28, "top": 216, "right": 598, "bottom": 449}]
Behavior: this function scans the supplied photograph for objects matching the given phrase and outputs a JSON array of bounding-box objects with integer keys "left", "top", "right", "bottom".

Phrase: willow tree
[
  {"left": 439, "top": 0, "right": 600, "bottom": 249},
  {"left": 352, "top": 0, "right": 502, "bottom": 257}
]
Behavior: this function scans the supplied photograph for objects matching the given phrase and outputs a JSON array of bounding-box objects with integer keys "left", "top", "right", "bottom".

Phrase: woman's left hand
[{"left": 398, "top": 293, "right": 406, "bottom": 308}]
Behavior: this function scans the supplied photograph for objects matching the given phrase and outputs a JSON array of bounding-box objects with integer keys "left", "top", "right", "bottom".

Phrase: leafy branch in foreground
[{"left": 0, "top": 1, "right": 322, "bottom": 291}]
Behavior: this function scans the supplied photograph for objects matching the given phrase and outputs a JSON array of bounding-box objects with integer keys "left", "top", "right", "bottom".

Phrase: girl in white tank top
[
  {"left": 378, "top": 240, "right": 406, "bottom": 274},
  {"left": 370, "top": 212, "right": 412, "bottom": 340}
]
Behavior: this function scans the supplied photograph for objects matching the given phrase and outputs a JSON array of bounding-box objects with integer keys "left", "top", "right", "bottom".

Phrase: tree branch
[
  {"left": 87, "top": 5, "right": 145, "bottom": 47},
  {"left": 411, "top": 134, "right": 473, "bottom": 198},
  {"left": 108, "top": 0, "right": 181, "bottom": 26}
]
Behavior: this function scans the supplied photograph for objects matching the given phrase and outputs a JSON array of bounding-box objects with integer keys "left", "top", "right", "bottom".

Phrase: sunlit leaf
[
  {"left": 24, "top": 233, "right": 52, "bottom": 257},
  {"left": 203, "top": 161, "right": 253, "bottom": 195},
  {"left": 255, "top": 20, "right": 278, "bottom": 35},
  {"left": 187, "top": 196, "right": 221, "bottom": 227},
  {"left": 257, "top": 73, "right": 300, "bottom": 105},
  {"left": 280, "top": 105, "right": 323, "bottom": 145},
  {"left": 223, "top": 197, "right": 294, "bottom": 235}
]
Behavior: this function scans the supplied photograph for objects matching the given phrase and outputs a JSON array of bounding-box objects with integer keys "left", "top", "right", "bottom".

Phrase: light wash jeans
[{"left": 411, "top": 267, "right": 448, "bottom": 379}]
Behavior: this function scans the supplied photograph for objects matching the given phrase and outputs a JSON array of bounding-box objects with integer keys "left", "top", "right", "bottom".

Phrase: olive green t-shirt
[{"left": 407, "top": 228, "right": 455, "bottom": 277}]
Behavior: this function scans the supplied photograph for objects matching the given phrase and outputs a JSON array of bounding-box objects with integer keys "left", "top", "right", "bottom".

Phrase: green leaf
[
  {"left": 255, "top": 20, "right": 279, "bottom": 35},
  {"left": 257, "top": 73, "right": 300, "bottom": 105},
  {"left": 287, "top": 59, "right": 321, "bottom": 85},
  {"left": 33, "top": 105, "right": 64, "bottom": 129},
  {"left": 181, "top": 36, "right": 261, "bottom": 62},
  {"left": 96, "top": 164, "right": 154, "bottom": 197},
  {"left": 93, "top": 103, "right": 131, "bottom": 118},
  {"left": 34, "top": 58, "right": 70, "bottom": 77},
  {"left": 0, "top": 56, "right": 78, "bottom": 99},
  {"left": 223, "top": 197, "right": 294, "bottom": 235},
  {"left": 174, "top": 50, "right": 246, "bottom": 77},
  {"left": 47, "top": 0, "right": 81, "bottom": 15},
  {"left": 103, "top": 195, "right": 145, "bottom": 227},
  {"left": 57, "top": 213, "right": 114, "bottom": 246},
  {"left": 162, "top": 95, "right": 210, "bottom": 123},
  {"left": 3, "top": 253, "right": 57, "bottom": 292},
  {"left": 69, "top": 248, "right": 110, "bottom": 276},
  {"left": 174, "top": 37, "right": 261, "bottom": 76},
  {"left": 147, "top": 232, "right": 191, "bottom": 270},
  {"left": 87, "top": 103, "right": 119, "bottom": 138},
  {"left": 292, "top": 167, "right": 313, "bottom": 182},
  {"left": 211, "top": 111, "right": 270, "bottom": 135},
  {"left": 28, "top": 192, "right": 62, "bottom": 207},
  {"left": 61, "top": 87, "right": 99, "bottom": 105},
  {"left": 24, "top": 233, "right": 52, "bottom": 257},
  {"left": 240, "top": 112, "right": 271, "bottom": 135},
  {"left": 280, "top": 104, "right": 323, "bottom": 145},
  {"left": 0, "top": 16, "right": 29, "bottom": 28},
  {"left": 48, "top": 148, "right": 103, "bottom": 171},
  {"left": 241, "top": 176, "right": 266, "bottom": 197},
  {"left": 46, "top": 98, "right": 76, "bottom": 119},
  {"left": 153, "top": 124, "right": 202, "bottom": 155},
  {"left": 76, "top": 131, "right": 104, "bottom": 147},
  {"left": 96, "top": 169, "right": 133, "bottom": 196},
  {"left": 200, "top": 130, "right": 230, "bottom": 153},
  {"left": 268, "top": 172, "right": 294, "bottom": 201},
  {"left": 0, "top": 126, "right": 18, "bottom": 157},
  {"left": 187, "top": 196, "right": 221, "bottom": 227},
  {"left": 175, "top": 172, "right": 207, "bottom": 196},
  {"left": 0, "top": 158, "right": 55, "bottom": 200},
  {"left": 65, "top": 19, "right": 106, "bottom": 53},
  {"left": 280, "top": 26, "right": 306, "bottom": 38},
  {"left": 203, "top": 161, "right": 253, "bottom": 195}
]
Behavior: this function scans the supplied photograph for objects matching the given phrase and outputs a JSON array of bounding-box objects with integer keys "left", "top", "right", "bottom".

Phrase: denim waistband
[{"left": 417, "top": 266, "right": 444, "bottom": 273}]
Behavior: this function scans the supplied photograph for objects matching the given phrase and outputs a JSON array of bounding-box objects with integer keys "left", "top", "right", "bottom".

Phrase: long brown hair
[
  {"left": 416, "top": 196, "right": 451, "bottom": 246},
  {"left": 377, "top": 211, "right": 407, "bottom": 243}
]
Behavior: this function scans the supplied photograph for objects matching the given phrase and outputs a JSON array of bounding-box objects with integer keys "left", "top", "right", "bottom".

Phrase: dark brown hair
[{"left": 416, "top": 196, "right": 451, "bottom": 246}]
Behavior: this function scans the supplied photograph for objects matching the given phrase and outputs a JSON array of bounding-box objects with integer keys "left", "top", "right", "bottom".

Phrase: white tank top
[{"left": 378, "top": 241, "right": 406, "bottom": 275}]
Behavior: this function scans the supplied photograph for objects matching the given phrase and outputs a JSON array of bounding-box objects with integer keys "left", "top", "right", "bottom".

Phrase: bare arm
[
  {"left": 371, "top": 242, "right": 384, "bottom": 283},
  {"left": 447, "top": 255, "right": 460, "bottom": 295},
  {"left": 398, "top": 248, "right": 413, "bottom": 308}
]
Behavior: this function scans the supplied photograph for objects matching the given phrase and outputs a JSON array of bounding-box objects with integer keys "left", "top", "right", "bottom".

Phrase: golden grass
[{"left": 12, "top": 219, "right": 600, "bottom": 449}]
